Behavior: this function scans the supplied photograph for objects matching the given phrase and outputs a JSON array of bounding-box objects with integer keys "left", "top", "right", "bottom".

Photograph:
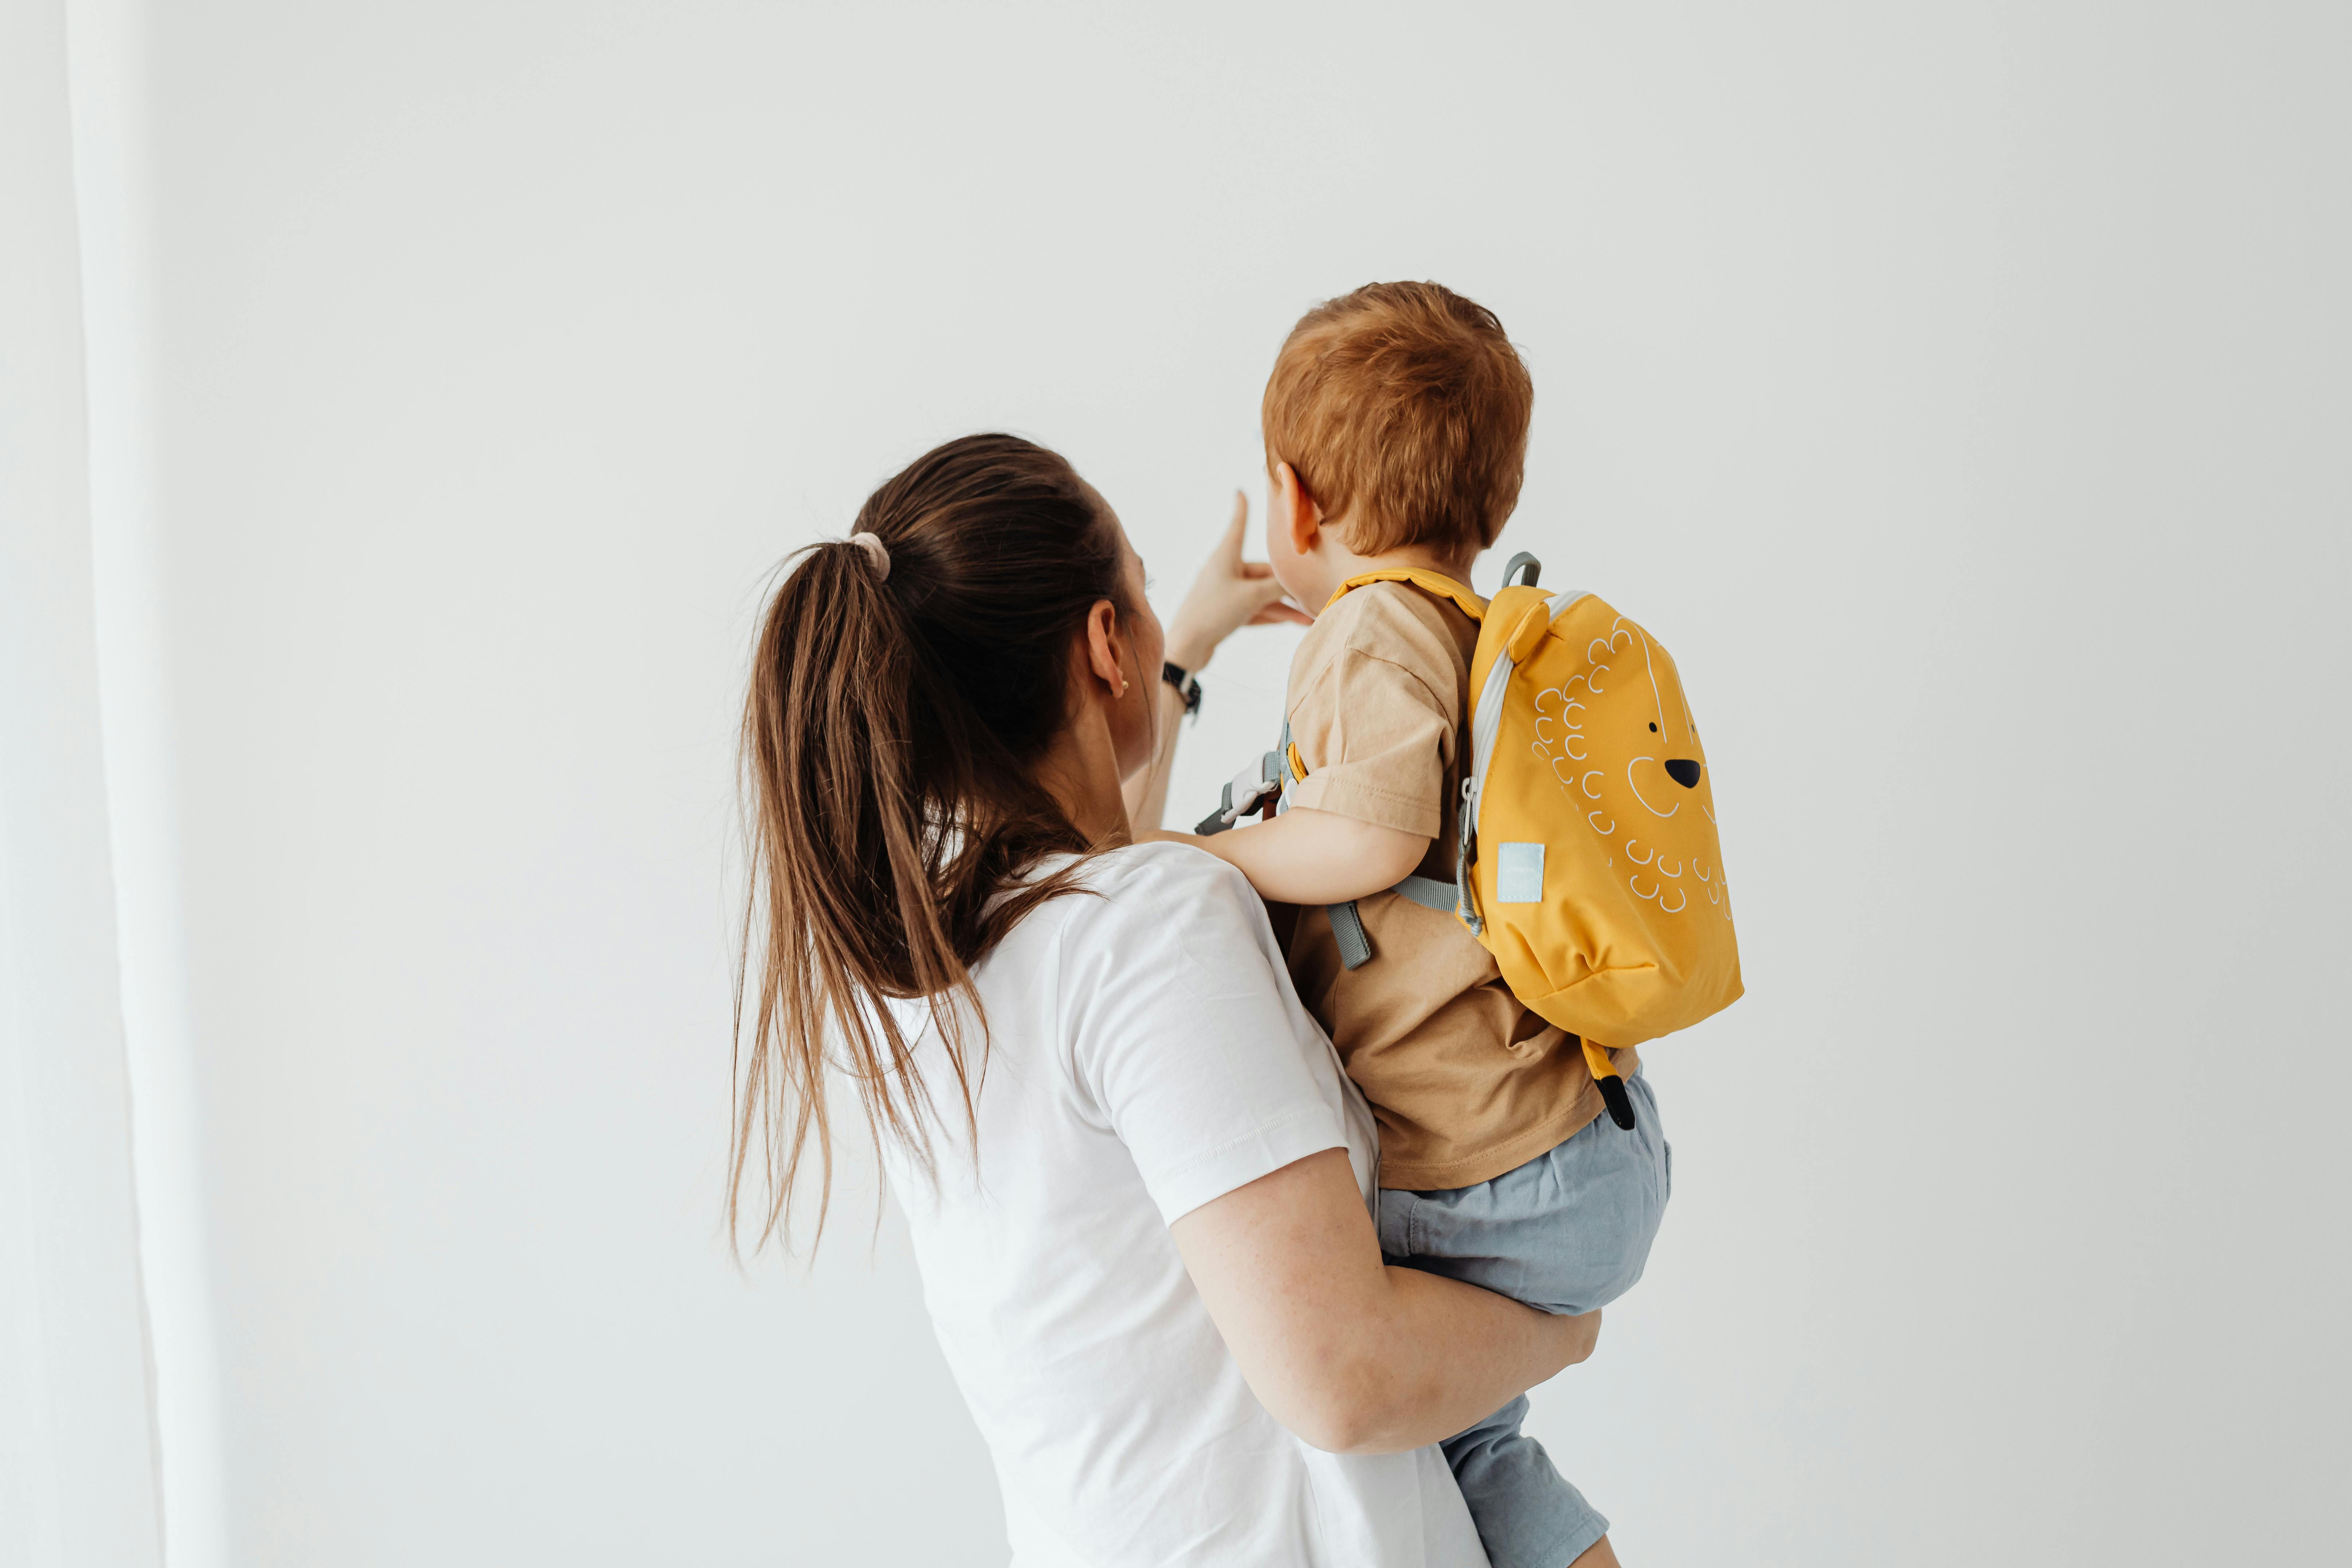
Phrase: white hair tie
[{"left": 848, "top": 531, "right": 891, "bottom": 580}]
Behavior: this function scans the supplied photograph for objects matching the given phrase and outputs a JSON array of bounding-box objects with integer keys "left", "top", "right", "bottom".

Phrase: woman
[{"left": 735, "top": 434, "right": 1607, "bottom": 1566}]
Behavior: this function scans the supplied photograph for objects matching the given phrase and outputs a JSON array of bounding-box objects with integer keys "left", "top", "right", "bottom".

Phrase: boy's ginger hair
[{"left": 1262, "top": 281, "right": 1534, "bottom": 557}]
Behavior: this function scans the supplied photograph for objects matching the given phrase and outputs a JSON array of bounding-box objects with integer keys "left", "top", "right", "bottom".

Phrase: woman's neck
[{"left": 1029, "top": 705, "right": 1134, "bottom": 847}]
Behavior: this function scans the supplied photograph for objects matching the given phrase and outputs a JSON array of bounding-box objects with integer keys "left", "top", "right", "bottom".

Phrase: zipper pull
[{"left": 1455, "top": 776, "right": 1483, "bottom": 936}]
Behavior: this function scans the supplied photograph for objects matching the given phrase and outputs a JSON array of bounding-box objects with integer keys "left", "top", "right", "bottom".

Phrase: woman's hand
[
  {"left": 1124, "top": 491, "right": 1308, "bottom": 834},
  {"left": 1163, "top": 492, "right": 1310, "bottom": 672}
]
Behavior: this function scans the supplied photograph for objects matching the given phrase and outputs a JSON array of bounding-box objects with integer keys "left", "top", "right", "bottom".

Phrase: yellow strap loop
[
  {"left": 1580, "top": 1037, "right": 1622, "bottom": 1083},
  {"left": 1506, "top": 600, "right": 1553, "bottom": 664},
  {"left": 1324, "top": 569, "right": 1487, "bottom": 624}
]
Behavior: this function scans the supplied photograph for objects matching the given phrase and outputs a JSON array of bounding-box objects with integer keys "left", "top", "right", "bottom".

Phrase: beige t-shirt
[{"left": 1282, "top": 580, "right": 1632, "bottom": 1190}]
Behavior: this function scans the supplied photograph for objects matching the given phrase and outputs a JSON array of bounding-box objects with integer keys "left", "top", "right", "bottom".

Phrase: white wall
[
  {"left": 0, "top": 1, "right": 165, "bottom": 1563},
  {"left": 97, "top": 2, "right": 2349, "bottom": 1563}
]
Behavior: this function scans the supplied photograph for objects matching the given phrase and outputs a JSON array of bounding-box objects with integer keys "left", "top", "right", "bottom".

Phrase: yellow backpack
[{"left": 1209, "top": 554, "right": 1744, "bottom": 1130}]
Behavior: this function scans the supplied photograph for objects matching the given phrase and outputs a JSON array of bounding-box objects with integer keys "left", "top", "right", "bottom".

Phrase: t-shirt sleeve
[
  {"left": 1060, "top": 847, "right": 1353, "bottom": 1226},
  {"left": 1285, "top": 593, "right": 1459, "bottom": 840}
]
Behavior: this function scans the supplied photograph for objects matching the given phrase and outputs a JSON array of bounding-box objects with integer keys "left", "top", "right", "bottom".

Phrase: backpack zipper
[{"left": 1459, "top": 590, "right": 1588, "bottom": 934}]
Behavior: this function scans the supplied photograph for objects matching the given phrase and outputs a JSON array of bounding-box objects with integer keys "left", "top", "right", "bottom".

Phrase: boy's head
[{"left": 1261, "top": 281, "right": 1532, "bottom": 601}]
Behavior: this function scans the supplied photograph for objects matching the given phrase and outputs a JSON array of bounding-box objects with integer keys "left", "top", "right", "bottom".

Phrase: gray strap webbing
[
  {"left": 1392, "top": 875, "right": 1459, "bottom": 914},
  {"left": 1295, "top": 718, "right": 1469, "bottom": 972},
  {"left": 1328, "top": 901, "right": 1374, "bottom": 970},
  {"left": 1330, "top": 875, "right": 1463, "bottom": 971}
]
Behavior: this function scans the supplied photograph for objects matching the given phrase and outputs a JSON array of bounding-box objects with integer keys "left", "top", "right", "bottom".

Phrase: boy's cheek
[
  {"left": 1263, "top": 501, "right": 1303, "bottom": 578},
  {"left": 1268, "top": 554, "right": 1315, "bottom": 611}
]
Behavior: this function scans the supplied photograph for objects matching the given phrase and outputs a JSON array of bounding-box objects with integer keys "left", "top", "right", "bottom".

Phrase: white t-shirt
[{"left": 883, "top": 842, "right": 1488, "bottom": 1568}]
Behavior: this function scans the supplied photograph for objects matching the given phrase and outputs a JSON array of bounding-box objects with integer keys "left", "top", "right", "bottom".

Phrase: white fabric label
[{"left": 1497, "top": 842, "right": 1545, "bottom": 903}]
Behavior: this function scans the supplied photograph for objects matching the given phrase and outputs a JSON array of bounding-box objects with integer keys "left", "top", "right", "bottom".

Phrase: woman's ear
[
  {"left": 1082, "top": 599, "right": 1129, "bottom": 697},
  {"left": 1273, "top": 462, "right": 1322, "bottom": 560}
]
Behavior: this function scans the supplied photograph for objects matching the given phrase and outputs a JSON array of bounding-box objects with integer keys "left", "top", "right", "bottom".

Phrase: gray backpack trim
[{"left": 1327, "top": 875, "right": 1461, "bottom": 970}]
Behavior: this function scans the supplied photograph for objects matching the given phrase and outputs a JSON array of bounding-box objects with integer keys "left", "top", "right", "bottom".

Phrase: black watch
[{"left": 1161, "top": 661, "right": 1202, "bottom": 717}]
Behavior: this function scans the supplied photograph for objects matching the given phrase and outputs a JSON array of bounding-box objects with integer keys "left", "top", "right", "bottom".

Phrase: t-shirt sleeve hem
[
  {"left": 1146, "top": 1106, "right": 1347, "bottom": 1228},
  {"left": 1288, "top": 773, "right": 1442, "bottom": 838}
]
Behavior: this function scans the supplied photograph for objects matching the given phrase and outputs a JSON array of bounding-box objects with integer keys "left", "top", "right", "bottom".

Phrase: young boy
[{"left": 1185, "top": 283, "right": 1670, "bottom": 1568}]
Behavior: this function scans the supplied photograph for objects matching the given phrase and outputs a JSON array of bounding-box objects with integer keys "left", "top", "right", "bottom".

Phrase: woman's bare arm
[{"left": 1170, "top": 1147, "right": 1600, "bottom": 1454}]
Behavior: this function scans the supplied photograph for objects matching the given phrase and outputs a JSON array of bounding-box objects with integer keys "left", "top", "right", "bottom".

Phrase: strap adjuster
[{"left": 1195, "top": 751, "right": 1283, "bottom": 836}]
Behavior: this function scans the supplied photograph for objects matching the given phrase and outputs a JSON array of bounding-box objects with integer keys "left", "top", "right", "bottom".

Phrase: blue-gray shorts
[{"left": 1379, "top": 1070, "right": 1670, "bottom": 1568}]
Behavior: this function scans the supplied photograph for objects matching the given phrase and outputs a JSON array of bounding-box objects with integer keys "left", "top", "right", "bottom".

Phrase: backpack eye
[{"left": 1648, "top": 722, "right": 1658, "bottom": 732}]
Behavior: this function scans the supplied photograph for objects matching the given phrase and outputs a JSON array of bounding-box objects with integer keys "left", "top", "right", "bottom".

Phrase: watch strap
[{"left": 1161, "top": 661, "right": 1202, "bottom": 716}]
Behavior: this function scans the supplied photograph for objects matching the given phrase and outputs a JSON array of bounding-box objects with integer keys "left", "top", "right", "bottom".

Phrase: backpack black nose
[{"left": 1664, "top": 758, "right": 1702, "bottom": 788}]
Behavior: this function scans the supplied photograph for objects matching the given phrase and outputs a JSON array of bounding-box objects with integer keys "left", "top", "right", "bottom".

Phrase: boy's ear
[{"left": 1274, "top": 462, "right": 1322, "bottom": 557}]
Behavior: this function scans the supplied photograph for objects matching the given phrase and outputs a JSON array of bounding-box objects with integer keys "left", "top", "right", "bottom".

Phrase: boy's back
[{"left": 1280, "top": 579, "right": 1632, "bottom": 1190}]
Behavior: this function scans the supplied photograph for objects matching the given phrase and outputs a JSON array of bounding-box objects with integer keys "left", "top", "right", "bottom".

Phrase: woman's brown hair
[{"left": 731, "top": 433, "right": 1131, "bottom": 1251}]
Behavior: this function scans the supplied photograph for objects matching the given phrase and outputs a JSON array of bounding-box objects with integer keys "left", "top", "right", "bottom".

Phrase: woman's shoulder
[
  {"left": 1033, "top": 840, "right": 1282, "bottom": 982},
  {"left": 895, "top": 844, "right": 1272, "bottom": 1078},
  {"left": 1080, "top": 837, "right": 1257, "bottom": 903}
]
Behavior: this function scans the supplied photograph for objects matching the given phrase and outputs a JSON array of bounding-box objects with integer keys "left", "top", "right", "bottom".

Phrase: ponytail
[{"left": 731, "top": 434, "right": 1130, "bottom": 1251}]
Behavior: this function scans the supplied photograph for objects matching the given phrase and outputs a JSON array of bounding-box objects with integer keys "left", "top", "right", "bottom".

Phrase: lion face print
[{"left": 1530, "top": 615, "right": 1730, "bottom": 920}]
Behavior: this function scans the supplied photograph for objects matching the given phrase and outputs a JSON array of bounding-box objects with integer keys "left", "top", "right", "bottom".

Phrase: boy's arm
[{"left": 1162, "top": 809, "right": 1431, "bottom": 906}]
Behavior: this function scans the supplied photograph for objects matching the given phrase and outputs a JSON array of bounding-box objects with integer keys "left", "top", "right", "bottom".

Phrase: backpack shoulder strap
[
  {"left": 1324, "top": 569, "right": 1486, "bottom": 624},
  {"left": 1327, "top": 876, "right": 1466, "bottom": 971}
]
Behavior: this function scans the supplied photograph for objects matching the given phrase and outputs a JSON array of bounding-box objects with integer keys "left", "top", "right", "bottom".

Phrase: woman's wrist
[{"left": 1163, "top": 626, "right": 1217, "bottom": 675}]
